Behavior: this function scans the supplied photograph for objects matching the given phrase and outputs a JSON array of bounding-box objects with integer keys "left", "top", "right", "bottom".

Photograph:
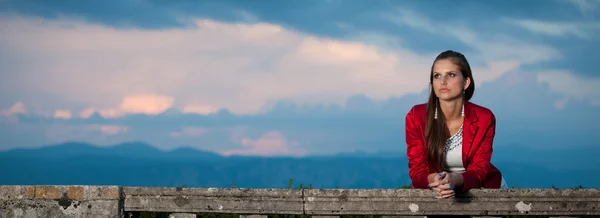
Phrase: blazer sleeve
[
  {"left": 405, "top": 107, "right": 431, "bottom": 188},
  {"left": 462, "top": 112, "right": 496, "bottom": 191}
]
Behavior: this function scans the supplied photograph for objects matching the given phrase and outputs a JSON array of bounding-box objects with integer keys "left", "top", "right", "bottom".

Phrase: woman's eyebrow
[{"left": 434, "top": 70, "right": 458, "bottom": 74}]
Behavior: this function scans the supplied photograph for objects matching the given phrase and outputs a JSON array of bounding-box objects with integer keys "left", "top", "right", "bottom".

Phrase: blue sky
[{"left": 0, "top": 0, "right": 598, "bottom": 156}]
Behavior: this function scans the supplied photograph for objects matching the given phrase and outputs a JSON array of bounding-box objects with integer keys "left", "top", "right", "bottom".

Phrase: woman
[{"left": 405, "top": 50, "right": 506, "bottom": 199}]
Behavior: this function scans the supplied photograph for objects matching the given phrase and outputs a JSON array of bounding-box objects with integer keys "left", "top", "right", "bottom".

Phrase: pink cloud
[
  {"left": 79, "top": 107, "right": 95, "bottom": 118},
  {"left": 77, "top": 95, "right": 175, "bottom": 119},
  {"left": 1, "top": 102, "right": 27, "bottom": 117},
  {"left": 119, "top": 94, "right": 174, "bottom": 115},
  {"left": 1, "top": 102, "right": 28, "bottom": 122},
  {"left": 0, "top": 15, "right": 436, "bottom": 115},
  {"left": 182, "top": 105, "right": 219, "bottom": 115},
  {"left": 97, "top": 108, "right": 121, "bottom": 119},
  {"left": 52, "top": 110, "right": 72, "bottom": 119},
  {"left": 0, "top": 14, "right": 536, "bottom": 115},
  {"left": 220, "top": 131, "right": 307, "bottom": 157}
]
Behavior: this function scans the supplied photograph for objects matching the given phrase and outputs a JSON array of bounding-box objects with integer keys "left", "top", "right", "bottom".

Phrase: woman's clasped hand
[{"left": 428, "top": 172, "right": 464, "bottom": 199}]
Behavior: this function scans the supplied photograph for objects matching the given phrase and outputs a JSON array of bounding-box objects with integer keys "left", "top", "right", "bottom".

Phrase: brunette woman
[{"left": 405, "top": 50, "right": 507, "bottom": 199}]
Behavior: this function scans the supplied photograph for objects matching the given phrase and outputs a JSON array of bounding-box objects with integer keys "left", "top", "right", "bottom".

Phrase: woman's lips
[{"left": 439, "top": 88, "right": 449, "bottom": 93}]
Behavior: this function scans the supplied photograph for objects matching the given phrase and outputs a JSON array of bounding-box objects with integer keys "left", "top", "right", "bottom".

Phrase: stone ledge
[
  {"left": 123, "top": 187, "right": 600, "bottom": 216},
  {"left": 304, "top": 188, "right": 600, "bottom": 216},
  {"left": 2, "top": 185, "right": 600, "bottom": 217},
  {"left": 0, "top": 185, "right": 121, "bottom": 218},
  {"left": 0, "top": 185, "right": 120, "bottom": 201},
  {"left": 123, "top": 187, "right": 304, "bottom": 214}
]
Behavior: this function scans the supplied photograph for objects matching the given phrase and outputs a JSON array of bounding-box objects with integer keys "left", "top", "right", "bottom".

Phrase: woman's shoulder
[
  {"left": 407, "top": 103, "right": 428, "bottom": 115},
  {"left": 405, "top": 103, "right": 428, "bottom": 122},
  {"left": 468, "top": 102, "right": 496, "bottom": 121}
]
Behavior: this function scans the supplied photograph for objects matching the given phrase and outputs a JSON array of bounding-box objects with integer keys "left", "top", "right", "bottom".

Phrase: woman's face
[{"left": 432, "top": 59, "right": 470, "bottom": 101}]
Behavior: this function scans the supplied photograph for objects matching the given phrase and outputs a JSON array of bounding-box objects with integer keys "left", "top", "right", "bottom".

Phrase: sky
[{"left": 0, "top": 0, "right": 599, "bottom": 157}]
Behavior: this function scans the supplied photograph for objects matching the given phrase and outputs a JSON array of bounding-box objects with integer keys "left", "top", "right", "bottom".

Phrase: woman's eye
[
  {"left": 434, "top": 74, "right": 440, "bottom": 78},
  {"left": 449, "top": 73, "right": 456, "bottom": 77}
]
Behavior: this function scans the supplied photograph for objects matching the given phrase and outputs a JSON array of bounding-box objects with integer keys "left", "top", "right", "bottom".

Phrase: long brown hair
[{"left": 425, "top": 50, "right": 475, "bottom": 172}]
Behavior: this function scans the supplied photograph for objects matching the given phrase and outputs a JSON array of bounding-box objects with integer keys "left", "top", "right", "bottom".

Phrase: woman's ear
[{"left": 464, "top": 77, "right": 471, "bottom": 90}]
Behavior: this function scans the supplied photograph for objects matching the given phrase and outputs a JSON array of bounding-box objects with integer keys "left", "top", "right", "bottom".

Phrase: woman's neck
[{"left": 439, "top": 98, "right": 464, "bottom": 122}]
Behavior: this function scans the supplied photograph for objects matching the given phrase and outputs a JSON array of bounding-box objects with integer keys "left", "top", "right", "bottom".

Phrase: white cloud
[
  {"left": 235, "top": 9, "right": 260, "bottom": 23},
  {"left": 509, "top": 19, "right": 600, "bottom": 39},
  {"left": 382, "top": 8, "right": 561, "bottom": 66},
  {"left": 537, "top": 71, "right": 600, "bottom": 107},
  {"left": 565, "top": 0, "right": 600, "bottom": 15},
  {"left": 0, "top": 14, "right": 519, "bottom": 115},
  {"left": 471, "top": 60, "right": 521, "bottom": 88}
]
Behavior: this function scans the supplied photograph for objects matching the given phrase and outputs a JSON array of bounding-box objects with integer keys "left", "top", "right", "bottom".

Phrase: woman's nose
[{"left": 441, "top": 77, "right": 448, "bottom": 84}]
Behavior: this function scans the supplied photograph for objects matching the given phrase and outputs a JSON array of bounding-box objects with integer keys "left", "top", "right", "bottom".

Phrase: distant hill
[
  {"left": 0, "top": 141, "right": 597, "bottom": 189},
  {"left": 2, "top": 141, "right": 224, "bottom": 161}
]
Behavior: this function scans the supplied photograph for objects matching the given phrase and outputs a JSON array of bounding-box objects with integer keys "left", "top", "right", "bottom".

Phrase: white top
[{"left": 444, "top": 124, "right": 465, "bottom": 173}]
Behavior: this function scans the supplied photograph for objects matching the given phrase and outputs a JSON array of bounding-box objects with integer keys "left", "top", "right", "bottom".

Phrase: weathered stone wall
[
  {"left": 1, "top": 185, "right": 599, "bottom": 218},
  {"left": 0, "top": 185, "right": 121, "bottom": 218},
  {"left": 124, "top": 187, "right": 304, "bottom": 214}
]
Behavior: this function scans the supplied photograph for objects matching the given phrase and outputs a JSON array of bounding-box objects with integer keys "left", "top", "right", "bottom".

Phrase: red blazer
[{"left": 405, "top": 101, "right": 502, "bottom": 191}]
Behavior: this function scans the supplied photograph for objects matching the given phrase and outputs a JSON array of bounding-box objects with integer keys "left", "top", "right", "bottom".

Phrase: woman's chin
[{"left": 436, "top": 94, "right": 463, "bottom": 102}]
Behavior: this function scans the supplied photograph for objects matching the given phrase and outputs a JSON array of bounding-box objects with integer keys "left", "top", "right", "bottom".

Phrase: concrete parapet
[
  {"left": 304, "top": 188, "right": 600, "bottom": 216},
  {"left": 1, "top": 185, "right": 599, "bottom": 217},
  {"left": 123, "top": 187, "right": 304, "bottom": 214},
  {"left": 0, "top": 185, "right": 121, "bottom": 218}
]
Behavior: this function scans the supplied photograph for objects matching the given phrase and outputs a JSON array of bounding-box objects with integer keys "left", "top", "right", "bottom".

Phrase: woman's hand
[
  {"left": 427, "top": 172, "right": 446, "bottom": 189},
  {"left": 442, "top": 172, "right": 464, "bottom": 191},
  {"left": 428, "top": 172, "right": 456, "bottom": 199},
  {"left": 433, "top": 183, "right": 455, "bottom": 198}
]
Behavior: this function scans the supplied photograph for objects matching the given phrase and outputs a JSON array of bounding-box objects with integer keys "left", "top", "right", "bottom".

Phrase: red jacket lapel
[{"left": 462, "top": 102, "right": 479, "bottom": 168}]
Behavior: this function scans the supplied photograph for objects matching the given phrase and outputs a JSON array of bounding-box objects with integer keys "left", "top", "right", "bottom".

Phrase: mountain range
[{"left": 0, "top": 142, "right": 598, "bottom": 189}]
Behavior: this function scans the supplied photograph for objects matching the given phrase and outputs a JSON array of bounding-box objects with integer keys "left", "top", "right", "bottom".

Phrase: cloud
[
  {"left": 565, "top": 0, "right": 600, "bottom": 15},
  {"left": 73, "top": 95, "right": 175, "bottom": 118},
  {"left": 96, "top": 108, "right": 121, "bottom": 119},
  {"left": 119, "top": 95, "right": 174, "bottom": 115},
  {"left": 0, "top": 13, "right": 523, "bottom": 115},
  {"left": 79, "top": 108, "right": 95, "bottom": 118},
  {"left": 53, "top": 110, "right": 72, "bottom": 119},
  {"left": 182, "top": 105, "right": 219, "bottom": 115},
  {"left": 234, "top": 9, "right": 260, "bottom": 23},
  {"left": 509, "top": 19, "right": 600, "bottom": 39},
  {"left": 220, "top": 131, "right": 307, "bottom": 157},
  {"left": 537, "top": 70, "right": 600, "bottom": 107},
  {"left": 1, "top": 102, "right": 27, "bottom": 117},
  {"left": 382, "top": 8, "right": 561, "bottom": 66}
]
